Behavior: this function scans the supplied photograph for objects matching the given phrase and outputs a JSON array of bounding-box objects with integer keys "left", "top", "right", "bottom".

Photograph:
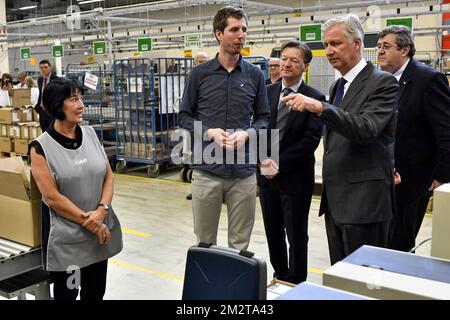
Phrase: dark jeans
[{"left": 50, "top": 260, "right": 108, "bottom": 301}]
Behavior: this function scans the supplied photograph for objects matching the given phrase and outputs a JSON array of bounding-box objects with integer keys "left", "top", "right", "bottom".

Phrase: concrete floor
[
  {"left": 0, "top": 167, "right": 432, "bottom": 300},
  {"left": 100, "top": 170, "right": 432, "bottom": 300}
]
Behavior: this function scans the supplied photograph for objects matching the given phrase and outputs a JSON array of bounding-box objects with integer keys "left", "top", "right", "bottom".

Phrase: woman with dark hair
[
  {"left": 1, "top": 72, "right": 13, "bottom": 91},
  {"left": 30, "top": 78, "right": 123, "bottom": 300}
]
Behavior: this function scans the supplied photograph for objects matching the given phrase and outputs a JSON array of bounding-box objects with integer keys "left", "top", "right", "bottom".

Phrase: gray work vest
[{"left": 36, "top": 126, "right": 122, "bottom": 271}]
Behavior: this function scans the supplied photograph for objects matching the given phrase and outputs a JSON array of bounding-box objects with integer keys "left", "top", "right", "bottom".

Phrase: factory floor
[
  {"left": 101, "top": 169, "right": 432, "bottom": 300},
  {"left": 0, "top": 167, "right": 433, "bottom": 300}
]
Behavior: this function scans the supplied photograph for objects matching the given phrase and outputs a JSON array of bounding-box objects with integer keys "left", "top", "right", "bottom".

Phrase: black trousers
[
  {"left": 389, "top": 191, "right": 432, "bottom": 252},
  {"left": 325, "top": 213, "right": 389, "bottom": 265},
  {"left": 50, "top": 260, "right": 108, "bottom": 301},
  {"left": 259, "top": 183, "right": 311, "bottom": 284}
]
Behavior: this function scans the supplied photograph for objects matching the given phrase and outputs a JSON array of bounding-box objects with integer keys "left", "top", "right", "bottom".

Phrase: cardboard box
[
  {"left": 11, "top": 88, "right": 32, "bottom": 107},
  {"left": 26, "top": 122, "right": 41, "bottom": 139},
  {"left": 19, "top": 107, "right": 34, "bottom": 122},
  {"left": 17, "top": 123, "right": 30, "bottom": 140},
  {"left": 0, "top": 157, "right": 41, "bottom": 246},
  {"left": 125, "top": 142, "right": 168, "bottom": 159},
  {"left": 0, "top": 137, "right": 13, "bottom": 152},
  {"left": 14, "top": 139, "right": 30, "bottom": 155},
  {"left": 9, "top": 125, "right": 21, "bottom": 139},
  {"left": 431, "top": 183, "right": 450, "bottom": 261},
  {"left": 0, "top": 124, "right": 8, "bottom": 137},
  {"left": 0, "top": 107, "right": 20, "bottom": 124}
]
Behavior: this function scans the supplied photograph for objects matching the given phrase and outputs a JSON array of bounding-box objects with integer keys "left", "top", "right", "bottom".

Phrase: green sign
[
  {"left": 93, "top": 41, "right": 107, "bottom": 55},
  {"left": 386, "top": 17, "right": 413, "bottom": 30},
  {"left": 137, "top": 38, "right": 152, "bottom": 52},
  {"left": 184, "top": 33, "right": 202, "bottom": 49},
  {"left": 299, "top": 24, "right": 322, "bottom": 42},
  {"left": 20, "top": 47, "right": 31, "bottom": 60},
  {"left": 52, "top": 45, "right": 64, "bottom": 58}
]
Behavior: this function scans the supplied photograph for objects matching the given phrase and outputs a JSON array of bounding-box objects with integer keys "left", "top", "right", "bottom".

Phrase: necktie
[
  {"left": 276, "top": 87, "right": 293, "bottom": 141},
  {"left": 41, "top": 77, "right": 48, "bottom": 110},
  {"left": 332, "top": 77, "right": 348, "bottom": 107}
]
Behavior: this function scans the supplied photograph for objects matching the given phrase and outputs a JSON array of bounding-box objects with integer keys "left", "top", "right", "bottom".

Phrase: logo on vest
[{"left": 74, "top": 158, "right": 88, "bottom": 166}]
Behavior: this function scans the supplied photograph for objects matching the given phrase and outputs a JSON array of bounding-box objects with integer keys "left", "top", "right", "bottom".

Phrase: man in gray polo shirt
[{"left": 178, "top": 6, "right": 270, "bottom": 250}]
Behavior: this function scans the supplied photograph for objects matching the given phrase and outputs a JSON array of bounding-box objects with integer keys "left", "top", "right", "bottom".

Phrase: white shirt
[
  {"left": 341, "top": 59, "right": 368, "bottom": 97},
  {"left": 280, "top": 78, "right": 303, "bottom": 110},
  {"left": 393, "top": 58, "right": 410, "bottom": 81},
  {"left": 14, "top": 83, "right": 25, "bottom": 89},
  {"left": 281, "top": 78, "right": 303, "bottom": 96},
  {"left": 30, "top": 87, "right": 39, "bottom": 106}
]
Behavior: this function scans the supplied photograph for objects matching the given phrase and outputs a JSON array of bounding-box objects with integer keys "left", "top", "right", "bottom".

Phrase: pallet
[{"left": 0, "top": 151, "right": 28, "bottom": 159}]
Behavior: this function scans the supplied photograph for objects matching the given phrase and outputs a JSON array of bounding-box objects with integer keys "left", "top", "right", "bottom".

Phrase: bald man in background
[{"left": 194, "top": 52, "right": 209, "bottom": 66}]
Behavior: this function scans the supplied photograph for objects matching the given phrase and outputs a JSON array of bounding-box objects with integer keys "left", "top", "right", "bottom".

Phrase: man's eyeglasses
[
  {"left": 376, "top": 43, "right": 399, "bottom": 51},
  {"left": 269, "top": 64, "right": 280, "bottom": 68}
]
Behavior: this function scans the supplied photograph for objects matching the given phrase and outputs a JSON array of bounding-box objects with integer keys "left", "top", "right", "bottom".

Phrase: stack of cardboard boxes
[{"left": 0, "top": 89, "right": 41, "bottom": 155}]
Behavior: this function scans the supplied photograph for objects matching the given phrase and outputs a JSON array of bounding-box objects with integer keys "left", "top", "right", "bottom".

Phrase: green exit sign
[
  {"left": 93, "top": 41, "right": 107, "bottom": 55},
  {"left": 137, "top": 38, "right": 152, "bottom": 52},
  {"left": 20, "top": 47, "right": 31, "bottom": 60},
  {"left": 299, "top": 24, "right": 322, "bottom": 43},
  {"left": 52, "top": 45, "right": 64, "bottom": 58},
  {"left": 386, "top": 17, "right": 413, "bottom": 30}
]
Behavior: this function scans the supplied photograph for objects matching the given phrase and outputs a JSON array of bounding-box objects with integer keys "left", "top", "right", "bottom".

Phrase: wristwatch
[{"left": 98, "top": 203, "right": 110, "bottom": 211}]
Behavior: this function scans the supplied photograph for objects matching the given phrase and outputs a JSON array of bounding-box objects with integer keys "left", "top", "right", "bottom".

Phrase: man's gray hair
[
  {"left": 324, "top": 14, "right": 365, "bottom": 53},
  {"left": 377, "top": 25, "right": 416, "bottom": 57}
]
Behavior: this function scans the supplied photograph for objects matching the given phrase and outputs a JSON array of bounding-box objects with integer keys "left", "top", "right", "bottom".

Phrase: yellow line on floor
[
  {"left": 109, "top": 259, "right": 184, "bottom": 282},
  {"left": 308, "top": 266, "right": 324, "bottom": 275},
  {"left": 122, "top": 228, "right": 152, "bottom": 238}
]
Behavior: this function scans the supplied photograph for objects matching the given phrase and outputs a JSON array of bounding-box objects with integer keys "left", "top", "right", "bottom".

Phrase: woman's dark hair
[{"left": 42, "top": 78, "right": 84, "bottom": 121}]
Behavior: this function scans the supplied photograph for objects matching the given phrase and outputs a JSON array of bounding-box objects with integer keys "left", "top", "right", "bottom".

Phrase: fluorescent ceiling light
[
  {"left": 78, "top": 0, "right": 104, "bottom": 4},
  {"left": 19, "top": 5, "right": 37, "bottom": 10}
]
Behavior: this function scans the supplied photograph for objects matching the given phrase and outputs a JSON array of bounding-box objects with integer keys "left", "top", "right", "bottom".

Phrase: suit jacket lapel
[{"left": 340, "top": 62, "right": 373, "bottom": 111}]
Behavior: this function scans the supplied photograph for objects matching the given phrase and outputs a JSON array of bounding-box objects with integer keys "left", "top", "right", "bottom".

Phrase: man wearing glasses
[
  {"left": 377, "top": 25, "right": 450, "bottom": 252},
  {"left": 266, "top": 58, "right": 282, "bottom": 85}
]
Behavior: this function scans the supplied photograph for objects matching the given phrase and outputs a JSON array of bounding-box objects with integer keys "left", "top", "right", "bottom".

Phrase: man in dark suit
[
  {"left": 258, "top": 41, "right": 325, "bottom": 284},
  {"left": 35, "top": 59, "right": 59, "bottom": 132},
  {"left": 377, "top": 25, "right": 450, "bottom": 252},
  {"left": 283, "top": 14, "right": 399, "bottom": 265}
]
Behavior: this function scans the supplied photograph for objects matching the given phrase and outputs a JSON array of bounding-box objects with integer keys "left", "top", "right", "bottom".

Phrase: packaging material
[
  {"left": 0, "top": 137, "right": 13, "bottom": 152},
  {"left": 431, "top": 183, "right": 450, "bottom": 261},
  {"left": 19, "top": 107, "right": 34, "bottom": 122},
  {"left": 125, "top": 142, "right": 168, "bottom": 159},
  {"left": 17, "top": 123, "right": 30, "bottom": 140},
  {"left": 26, "top": 122, "right": 42, "bottom": 139},
  {"left": 0, "top": 124, "right": 8, "bottom": 137},
  {"left": 11, "top": 88, "right": 32, "bottom": 107},
  {"left": 14, "top": 139, "right": 29, "bottom": 155},
  {"left": 9, "top": 125, "right": 21, "bottom": 139},
  {"left": 0, "top": 107, "right": 20, "bottom": 124},
  {"left": 0, "top": 157, "right": 41, "bottom": 246}
]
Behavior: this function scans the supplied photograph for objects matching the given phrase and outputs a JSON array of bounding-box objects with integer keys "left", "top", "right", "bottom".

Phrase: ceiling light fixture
[
  {"left": 18, "top": 5, "right": 38, "bottom": 10},
  {"left": 78, "top": 0, "right": 104, "bottom": 4}
]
